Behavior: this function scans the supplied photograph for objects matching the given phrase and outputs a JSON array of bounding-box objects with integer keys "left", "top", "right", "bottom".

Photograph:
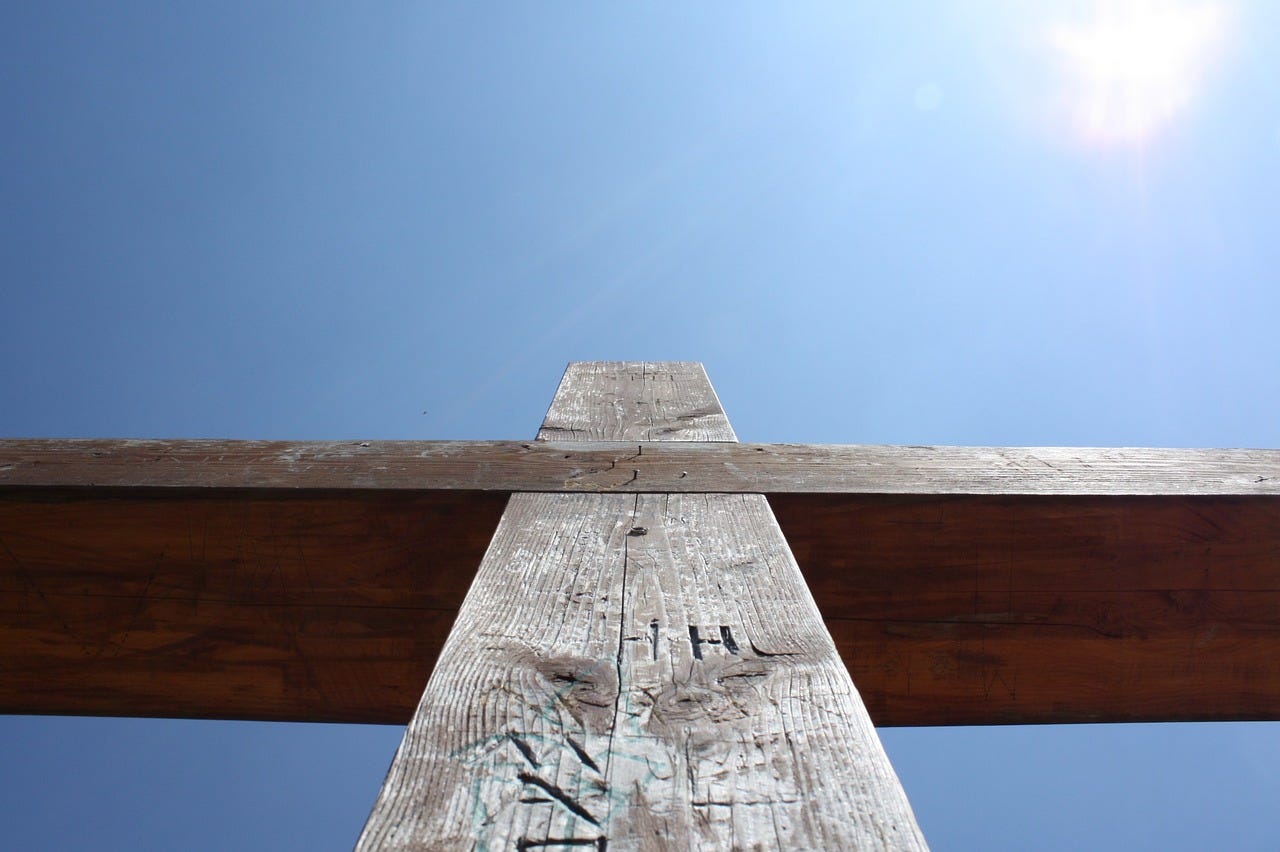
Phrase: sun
[{"left": 1047, "top": 1, "right": 1230, "bottom": 147}]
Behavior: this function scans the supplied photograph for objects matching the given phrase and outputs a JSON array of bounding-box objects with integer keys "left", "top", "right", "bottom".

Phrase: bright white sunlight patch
[{"left": 1046, "top": 0, "right": 1230, "bottom": 147}]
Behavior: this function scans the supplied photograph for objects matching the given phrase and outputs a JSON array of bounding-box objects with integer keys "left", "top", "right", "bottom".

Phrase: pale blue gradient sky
[{"left": 3, "top": 3, "right": 1280, "bottom": 848}]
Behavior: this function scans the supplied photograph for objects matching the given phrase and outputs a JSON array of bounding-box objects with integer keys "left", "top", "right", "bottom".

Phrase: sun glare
[{"left": 1047, "top": 1, "right": 1230, "bottom": 147}]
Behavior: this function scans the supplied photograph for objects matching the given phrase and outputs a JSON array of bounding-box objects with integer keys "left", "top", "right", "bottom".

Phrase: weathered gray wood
[
  {"left": 6, "top": 438, "right": 1277, "bottom": 495},
  {"left": 359, "top": 362, "right": 925, "bottom": 850},
  {"left": 537, "top": 361, "right": 738, "bottom": 442}
]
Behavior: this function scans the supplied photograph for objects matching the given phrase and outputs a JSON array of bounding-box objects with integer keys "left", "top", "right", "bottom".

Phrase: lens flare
[{"left": 1046, "top": 1, "right": 1230, "bottom": 147}]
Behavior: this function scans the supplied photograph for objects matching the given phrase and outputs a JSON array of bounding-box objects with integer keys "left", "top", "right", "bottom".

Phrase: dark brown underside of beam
[{"left": 3, "top": 487, "right": 1278, "bottom": 726}]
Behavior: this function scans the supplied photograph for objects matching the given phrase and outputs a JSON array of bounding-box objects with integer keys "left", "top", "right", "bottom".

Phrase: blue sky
[{"left": 3, "top": 2, "right": 1279, "bottom": 848}]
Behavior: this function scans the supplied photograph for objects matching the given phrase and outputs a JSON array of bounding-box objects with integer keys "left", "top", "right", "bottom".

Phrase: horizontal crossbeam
[
  {"left": 4, "top": 438, "right": 1279, "bottom": 494},
  {"left": 3, "top": 440, "right": 1279, "bottom": 727}
]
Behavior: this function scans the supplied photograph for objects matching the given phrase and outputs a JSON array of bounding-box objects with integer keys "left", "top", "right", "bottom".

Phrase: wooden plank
[
  {"left": 358, "top": 362, "right": 925, "bottom": 850},
  {"left": 4, "top": 495, "right": 1280, "bottom": 727},
  {"left": 6, "top": 439, "right": 1279, "bottom": 495},
  {"left": 774, "top": 493, "right": 1280, "bottom": 726},
  {"left": 0, "top": 490, "right": 505, "bottom": 723},
  {"left": 3, "top": 361, "right": 1279, "bottom": 727},
  {"left": 537, "top": 361, "right": 739, "bottom": 442},
  {"left": 3, "top": 492, "right": 1280, "bottom": 727}
]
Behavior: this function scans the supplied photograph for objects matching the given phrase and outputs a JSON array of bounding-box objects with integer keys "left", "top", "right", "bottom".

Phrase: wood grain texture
[
  {"left": 4, "top": 363, "right": 1280, "bottom": 728},
  {"left": 537, "top": 362, "right": 738, "bottom": 442},
  {"left": 9, "top": 440, "right": 1277, "bottom": 495},
  {"left": 4, "top": 494, "right": 1280, "bottom": 726},
  {"left": 774, "top": 493, "right": 1280, "bottom": 726},
  {"left": 0, "top": 490, "right": 505, "bottom": 722},
  {"left": 359, "top": 362, "right": 925, "bottom": 850}
]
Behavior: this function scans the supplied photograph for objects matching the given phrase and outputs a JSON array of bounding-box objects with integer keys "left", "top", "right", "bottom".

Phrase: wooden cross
[{"left": 4, "top": 361, "right": 1279, "bottom": 848}]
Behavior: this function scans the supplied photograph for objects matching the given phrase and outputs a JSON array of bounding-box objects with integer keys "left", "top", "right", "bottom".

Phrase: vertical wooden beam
[{"left": 359, "top": 363, "right": 925, "bottom": 850}]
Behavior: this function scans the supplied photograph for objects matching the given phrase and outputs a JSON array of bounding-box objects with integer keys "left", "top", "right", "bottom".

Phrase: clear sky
[{"left": 3, "top": 2, "right": 1279, "bottom": 848}]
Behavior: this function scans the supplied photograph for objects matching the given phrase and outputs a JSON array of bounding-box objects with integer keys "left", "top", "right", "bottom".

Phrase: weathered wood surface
[
  {"left": 6, "top": 439, "right": 1279, "bottom": 495},
  {"left": 3, "top": 361, "right": 1279, "bottom": 728},
  {"left": 536, "top": 361, "right": 739, "bottom": 443},
  {"left": 358, "top": 362, "right": 925, "bottom": 850}
]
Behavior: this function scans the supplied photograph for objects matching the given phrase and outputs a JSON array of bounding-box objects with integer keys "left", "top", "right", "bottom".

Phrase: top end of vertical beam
[{"left": 537, "top": 361, "right": 738, "bottom": 443}]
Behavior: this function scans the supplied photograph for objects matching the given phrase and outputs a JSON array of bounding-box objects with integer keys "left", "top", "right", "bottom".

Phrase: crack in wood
[{"left": 747, "top": 640, "right": 801, "bottom": 658}]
